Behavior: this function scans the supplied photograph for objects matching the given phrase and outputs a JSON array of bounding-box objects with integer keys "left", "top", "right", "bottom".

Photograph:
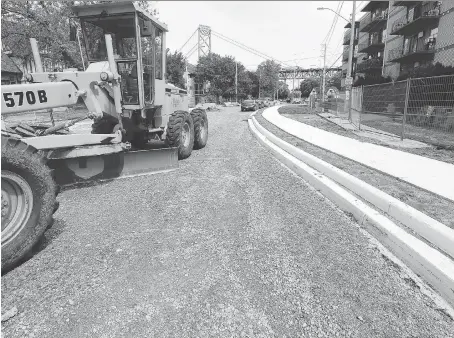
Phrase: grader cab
[{"left": 1, "top": 1, "right": 208, "bottom": 272}]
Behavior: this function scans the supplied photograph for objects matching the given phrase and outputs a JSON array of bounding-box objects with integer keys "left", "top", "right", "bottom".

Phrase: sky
[{"left": 157, "top": 1, "right": 367, "bottom": 73}]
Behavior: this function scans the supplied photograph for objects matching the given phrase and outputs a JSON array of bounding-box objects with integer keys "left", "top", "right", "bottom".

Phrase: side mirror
[{"left": 70, "top": 24, "right": 77, "bottom": 42}]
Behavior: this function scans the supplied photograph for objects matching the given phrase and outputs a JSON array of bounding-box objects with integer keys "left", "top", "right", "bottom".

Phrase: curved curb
[
  {"left": 263, "top": 105, "right": 454, "bottom": 202},
  {"left": 248, "top": 117, "right": 454, "bottom": 309},
  {"left": 251, "top": 116, "right": 454, "bottom": 259}
]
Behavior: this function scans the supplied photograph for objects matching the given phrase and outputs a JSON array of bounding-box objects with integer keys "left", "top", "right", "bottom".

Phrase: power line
[
  {"left": 328, "top": 1, "right": 344, "bottom": 45},
  {"left": 322, "top": 2, "right": 341, "bottom": 44}
]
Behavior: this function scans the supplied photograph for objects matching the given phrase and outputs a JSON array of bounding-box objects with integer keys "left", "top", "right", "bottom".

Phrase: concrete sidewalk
[
  {"left": 317, "top": 112, "right": 430, "bottom": 149},
  {"left": 263, "top": 106, "right": 454, "bottom": 202}
]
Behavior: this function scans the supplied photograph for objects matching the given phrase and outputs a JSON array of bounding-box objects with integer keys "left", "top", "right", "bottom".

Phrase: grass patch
[{"left": 254, "top": 111, "right": 454, "bottom": 229}]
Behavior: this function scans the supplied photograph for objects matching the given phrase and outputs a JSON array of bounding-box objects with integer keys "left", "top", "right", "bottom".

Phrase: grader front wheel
[
  {"left": 1, "top": 137, "right": 59, "bottom": 273},
  {"left": 166, "top": 111, "right": 195, "bottom": 160}
]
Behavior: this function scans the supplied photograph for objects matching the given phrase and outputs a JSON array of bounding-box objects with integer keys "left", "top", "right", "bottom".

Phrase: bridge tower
[{"left": 198, "top": 25, "right": 211, "bottom": 60}]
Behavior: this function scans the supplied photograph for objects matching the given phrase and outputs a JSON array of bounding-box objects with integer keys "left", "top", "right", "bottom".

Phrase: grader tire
[
  {"left": 190, "top": 109, "right": 208, "bottom": 150},
  {"left": 1, "top": 137, "right": 59, "bottom": 273},
  {"left": 166, "top": 111, "right": 194, "bottom": 160}
]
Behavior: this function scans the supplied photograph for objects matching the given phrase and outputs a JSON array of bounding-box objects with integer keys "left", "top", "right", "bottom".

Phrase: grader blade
[{"left": 46, "top": 146, "right": 178, "bottom": 187}]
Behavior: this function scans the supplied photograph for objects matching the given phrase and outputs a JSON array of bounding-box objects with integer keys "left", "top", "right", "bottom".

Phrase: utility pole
[
  {"left": 259, "top": 68, "right": 261, "bottom": 99},
  {"left": 235, "top": 61, "right": 238, "bottom": 103},
  {"left": 346, "top": 0, "right": 356, "bottom": 121},
  {"left": 322, "top": 43, "right": 327, "bottom": 103}
]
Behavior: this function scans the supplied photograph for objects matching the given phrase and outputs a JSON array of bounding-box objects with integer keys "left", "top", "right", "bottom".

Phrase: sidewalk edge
[
  {"left": 251, "top": 116, "right": 454, "bottom": 259},
  {"left": 248, "top": 117, "right": 454, "bottom": 311}
]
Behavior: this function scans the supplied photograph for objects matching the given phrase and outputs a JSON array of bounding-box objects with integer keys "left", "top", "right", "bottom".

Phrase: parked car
[
  {"left": 241, "top": 100, "right": 258, "bottom": 111},
  {"left": 255, "top": 99, "right": 265, "bottom": 109}
]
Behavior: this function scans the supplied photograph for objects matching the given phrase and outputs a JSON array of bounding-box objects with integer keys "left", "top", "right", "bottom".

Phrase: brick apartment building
[{"left": 341, "top": 0, "right": 454, "bottom": 87}]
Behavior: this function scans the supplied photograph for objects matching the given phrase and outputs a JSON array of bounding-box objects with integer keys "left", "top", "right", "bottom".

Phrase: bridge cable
[
  {"left": 178, "top": 29, "right": 198, "bottom": 53},
  {"left": 211, "top": 30, "right": 292, "bottom": 67}
]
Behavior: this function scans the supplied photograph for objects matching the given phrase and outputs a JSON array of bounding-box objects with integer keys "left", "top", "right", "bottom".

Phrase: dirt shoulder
[
  {"left": 278, "top": 106, "right": 454, "bottom": 165},
  {"left": 255, "top": 108, "right": 454, "bottom": 230}
]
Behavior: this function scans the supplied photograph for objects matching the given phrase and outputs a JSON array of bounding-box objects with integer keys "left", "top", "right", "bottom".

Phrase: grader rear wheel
[
  {"left": 1, "top": 137, "right": 59, "bottom": 273},
  {"left": 166, "top": 111, "right": 195, "bottom": 160},
  {"left": 190, "top": 109, "right": 208, "bottom": 150}
]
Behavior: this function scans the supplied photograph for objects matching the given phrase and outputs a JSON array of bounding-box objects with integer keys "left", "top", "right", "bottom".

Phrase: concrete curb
[
  {"left": 248, "top": 117, "right": 454, "bottom": 309},
  {"left": 251, "top": 117, "right": 454, "bottom": 259},
  {"left": 263, "top": 106, "right": 454, "bottom": 202}
]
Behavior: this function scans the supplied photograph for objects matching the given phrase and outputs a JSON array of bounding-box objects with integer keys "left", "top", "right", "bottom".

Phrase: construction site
[{"left": 1, "top": 1, "right": 454, "bottom": 337}]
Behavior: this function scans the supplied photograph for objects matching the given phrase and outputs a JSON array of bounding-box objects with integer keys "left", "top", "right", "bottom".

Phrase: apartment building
[{"left": 341, "top": 0, "right": 454, "bottom": 86}]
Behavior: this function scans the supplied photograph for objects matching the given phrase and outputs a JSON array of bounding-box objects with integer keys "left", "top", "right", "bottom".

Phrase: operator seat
[{"left": 126, "top": 64, "right": 139, "bottom": 103}]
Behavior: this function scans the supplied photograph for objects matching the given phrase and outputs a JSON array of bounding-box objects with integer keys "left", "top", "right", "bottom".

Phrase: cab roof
[{"left": 72, "top": 1, "right": 168, "bottom": 32}]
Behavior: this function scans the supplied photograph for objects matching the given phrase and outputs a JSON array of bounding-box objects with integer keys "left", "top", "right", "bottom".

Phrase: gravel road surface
[{"left": 2, "top": 107, "right": 453, "bottom": 338}]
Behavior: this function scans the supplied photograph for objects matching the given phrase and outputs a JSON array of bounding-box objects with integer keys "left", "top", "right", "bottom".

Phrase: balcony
[
  {"left": 356, "top": 57, "right": 383, "bottom": 72},
  {"left": 388, "top": 38, "right": 436, "bottom": 63},
  {"left": 393, "top": 1, "right": 419, "bottom": 7},
  {"left": 343, "top": 28, "right": 359, "bottom": 45},
  {"left": 344, "top": 21, "right": 359, "bottom": 29},
  {"left": 358, "top": 35, "right": 385, "bottom": 54},
  {"left": 391, "top": 2, "right": 441, "bottom": 36},
  {"left": 361, "top": 1, "right": 389, "bottom": 13},
  {"left": 342, "top": 48, "right": 358, "bottom": 61},
  {"left": 360, "top": 9, "right": 389, "bottom": 32}
]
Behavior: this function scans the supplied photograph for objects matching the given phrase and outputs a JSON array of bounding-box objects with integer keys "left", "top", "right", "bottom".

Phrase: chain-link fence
[
  {"left": 352, "top": 74, "right": 454, "bottom": 147},
  {"left": 315, "top": 92, "right": 347, "bottom": 118},
  {"left": 314, "top": 74, "right": 454, "bottom": 147},
  {"left": 359, "top": 80, "right": 408, "bottom": 138},
  {"left": 406, "top": 75, "right": 454, "bottom": 134}
]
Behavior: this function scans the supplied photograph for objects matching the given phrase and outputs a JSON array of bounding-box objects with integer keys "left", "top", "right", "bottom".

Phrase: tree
[
  {"left": 1, "top": 2, "right": 83, "bottom": 70},
  {"left": 257, "top": 60, "right": 281, "bottom": 98},
  {"left": 300, "top": 78, "right": 320, "bottom": 97},
  {"left": 327, "top": 72, "right": 342, "bottom": 91},
  {"left": 166, "top": 50, "right": 186, "bottom": 89},
  {"left": 194, "top": 53, "right": 255, "bottom": 102},
  {"left": 245, "top": 70, "right": 259, "bottom": 98},
  {"left": 1, "top": 1, "right": 158, "bottom": 71},
  {"left": 277, "top": 81, "right": 290, "bottom": 99}
]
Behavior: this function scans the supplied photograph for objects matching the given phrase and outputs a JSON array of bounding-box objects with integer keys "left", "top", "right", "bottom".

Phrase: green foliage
[
  {"left": 396, "top": 62, "right": 454, "bottom": 81},
  {"left": 278, "top": 81, "right": 290, "bottom": 99},
  {"left": 195, "top": 53, "right": 260, "bottom": 101},
  {"left": 245, "top": 71, "right": 259, "bottom": 98},
  {"left": 1, "top": 1, "right": 158, "bottom": 71},
  {"left": 257, "top": 60, "right": 281, "bottom": 97},
  {"left": 166, "top": 50, "right": 186, "bottom": 89},
  {"left": 327, "top": 72, "right": 342, "bottom": 90},
  {"left": 1, "top": 1, "right": 83, "bottom": 69},
  {"left": 300, "top": 78, "right": 320, "bottom": 97},
  {"left": 353, "top": 75, "right": 392, "bottom": 87}
]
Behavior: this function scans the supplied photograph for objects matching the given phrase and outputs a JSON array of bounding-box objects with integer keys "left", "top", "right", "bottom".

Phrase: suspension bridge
[{"left": 178, "top": 25, "right": 342, "bottom": 86}]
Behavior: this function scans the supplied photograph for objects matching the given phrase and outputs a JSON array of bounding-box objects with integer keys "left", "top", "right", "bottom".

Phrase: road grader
[{"left": 1, "top": 1, "right": 209, "bottom": 272}]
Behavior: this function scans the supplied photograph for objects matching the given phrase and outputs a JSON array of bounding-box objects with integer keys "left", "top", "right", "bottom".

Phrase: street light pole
[
  {"left": 346, "top": 0, "right": 356, "bottom": 121},
  {"left": 317, "top": 4, "right": 356, "bottom": 119}
]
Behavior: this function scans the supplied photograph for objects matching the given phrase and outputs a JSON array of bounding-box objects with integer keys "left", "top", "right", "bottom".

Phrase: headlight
[{"left": 100, "top": 71, "right": 113, "bottom": 81}]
